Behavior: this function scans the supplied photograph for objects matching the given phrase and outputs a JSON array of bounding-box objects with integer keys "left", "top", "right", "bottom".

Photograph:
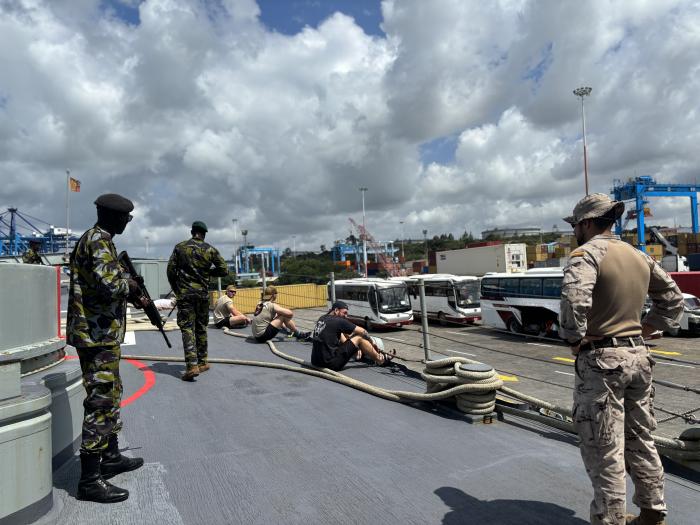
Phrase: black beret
[{"left": 94, "top": 193, "right": 134, "bottom": 213}]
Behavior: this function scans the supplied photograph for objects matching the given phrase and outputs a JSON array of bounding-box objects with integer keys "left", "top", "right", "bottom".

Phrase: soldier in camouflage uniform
[
  {"left": 167, "top": 221, "right": 228, "bottom": 381},
  {"left": 22, "top": 239, "right": 43, "bottom": 264},
  {"left": 67, "top": 193, "right": 145, "bottom": 504},
  {"left": 560, "top": 194, "right": 683, "bottom": 525}
]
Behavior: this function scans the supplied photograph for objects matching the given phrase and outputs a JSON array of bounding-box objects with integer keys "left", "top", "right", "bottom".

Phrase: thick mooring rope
[{"left": 120, "top": 329, "right": 700, "bottom": 460}]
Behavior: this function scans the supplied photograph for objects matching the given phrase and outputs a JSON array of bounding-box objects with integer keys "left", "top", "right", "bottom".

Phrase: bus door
[{"left": 368, "top": 286, "right": 379, "bottom": 316}]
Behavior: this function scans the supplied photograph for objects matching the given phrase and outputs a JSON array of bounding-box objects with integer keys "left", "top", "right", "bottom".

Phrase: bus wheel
[
  {"left": 507, "top": 318, "right": 522, "bottom": 334},
  {"left": 438, "top": 312, "right": 448, "bottom": 326}
]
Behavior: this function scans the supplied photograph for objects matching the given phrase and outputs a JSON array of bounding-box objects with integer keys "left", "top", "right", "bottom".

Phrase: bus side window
[
  {"left": 520, "top": 278, "right": 542, "bottom": 298},
  {"left": 500, "top": 278, "right": 520, "bottom": 297},
  {"left": 481, "top": 278, "right": 500, "bottom": 299},
  {"left": 542, "top": 278, "right": 562, "bottom": 297},
  {"left": 368, "top": 288, "right": 378, "bottom": 313}
]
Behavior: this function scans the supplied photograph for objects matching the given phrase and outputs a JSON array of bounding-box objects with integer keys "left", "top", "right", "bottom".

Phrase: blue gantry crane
[
  {"left": 0, "top": 208, "right": 78, "bottom": 257},
  {"left": 238, "top": 246, "right": 281, "bottom": 275},
  {"left": 611, "top": 176, "right": 700, "bottom": 253}
]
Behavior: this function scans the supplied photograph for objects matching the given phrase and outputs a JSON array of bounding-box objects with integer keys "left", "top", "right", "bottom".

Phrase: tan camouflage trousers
[
  {"left": 573, "top": 344, "right": 665, "bottom": 525},
  {"left": 77, "top": 345, "right": 123, "bottom": 453},
  {"left": 177, "top": 294, "right": 210, "bottom": 370}
]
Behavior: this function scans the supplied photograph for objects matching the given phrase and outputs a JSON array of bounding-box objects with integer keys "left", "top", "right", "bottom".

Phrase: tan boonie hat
[
  {"left": 226, "top": 285, "right": 237, "bottom": 293},
  {"left": 262, "top": 286, "right": 277, "bottom": 300},
  {"left": 563, "top": 193, "right": 625, "bottom": 225}
]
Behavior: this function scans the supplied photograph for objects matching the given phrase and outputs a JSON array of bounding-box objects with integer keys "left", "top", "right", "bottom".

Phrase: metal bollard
[
  {"left": 262, "top": 255, "right": 267, "bottom": 291},
  {"left": 418, "top": 280, "right": 431, "bottom": 361},
  {"left": 330, "top": 272, "right": 336, "bottom": 304}
]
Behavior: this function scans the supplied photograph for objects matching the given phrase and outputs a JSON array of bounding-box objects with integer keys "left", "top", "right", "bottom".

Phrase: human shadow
[
  {"left": 52, "top": 454, "right": 80, "bottom": 497},
  {"left": 148, "top": 362, "right": 188, "bottom": 379},
  {"left": 435, "top": 486, "right": 587, "bottom": 525}
]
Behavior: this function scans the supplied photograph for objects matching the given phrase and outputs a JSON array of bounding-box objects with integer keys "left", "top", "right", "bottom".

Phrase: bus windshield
[
  {"left": 456, "top": 282, "right": 479, "bottom": 307},
  {"left": 377, "top": 287, "right": 411, "bottom": 313}
]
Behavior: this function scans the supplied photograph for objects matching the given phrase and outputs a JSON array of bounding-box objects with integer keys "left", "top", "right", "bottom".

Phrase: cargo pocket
[
  {"left": 594, "top": 350, "right": 625, "bottom": 372},
  {"left": 573, "top": 394, "right": 614, "bottom": 448}
]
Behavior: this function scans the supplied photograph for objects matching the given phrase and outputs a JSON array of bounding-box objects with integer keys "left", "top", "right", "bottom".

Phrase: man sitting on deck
[
  {"left": 251, "top": 286, "right": 310, "bottom": 342},
  {"left": 214, "top": 285, "right": 251, "bottom": 328},
  {"left": 311, "top": 301, "right": 391, "bottom": 371}
]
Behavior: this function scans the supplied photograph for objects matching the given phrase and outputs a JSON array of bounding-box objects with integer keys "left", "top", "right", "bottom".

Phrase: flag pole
[{"left": 65, "top": 169, "right": 70, "bottom": 259}]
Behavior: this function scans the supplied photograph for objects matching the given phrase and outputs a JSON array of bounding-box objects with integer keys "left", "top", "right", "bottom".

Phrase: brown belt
[{"left": 579, "top": 336, "right": 645, "bottom": 352}]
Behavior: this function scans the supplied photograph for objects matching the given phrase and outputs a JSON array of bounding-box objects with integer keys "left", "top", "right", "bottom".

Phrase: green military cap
[
  {"left": 191, "top": 221, "right": 208, "bottom": 233},
  {"left": 94, "top": 193, "right": 134, "bottom": 213}
]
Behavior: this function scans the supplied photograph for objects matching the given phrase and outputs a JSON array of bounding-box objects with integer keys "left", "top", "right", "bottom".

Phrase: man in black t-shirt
[{"left": 311, "top": 301, "right": 387, "bottom": 371}]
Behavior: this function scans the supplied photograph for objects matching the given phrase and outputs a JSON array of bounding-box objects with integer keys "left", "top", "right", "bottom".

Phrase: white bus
[
  {"left": 393, "top": 274, "right": 481, "bottom": 325},
  {"left": 330, "top": 278, "right": 413, "bottom": 329},
  {"left": 480, "top": 269, "right": 563, "bottom": 336},
  {"left": 643, "top": 293, "right": 700, "bottom": 335}
]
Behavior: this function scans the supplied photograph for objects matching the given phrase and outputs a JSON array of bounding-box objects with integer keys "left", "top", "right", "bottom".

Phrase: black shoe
[
  {"left": 294, "top": 331, "right": 312, "bottom": 341},
  {"left": 77, "top": 452, "right": 129, "bottom": 503},
  {"left": 101, "top": 435, "right": 144, "bottom": 480}
]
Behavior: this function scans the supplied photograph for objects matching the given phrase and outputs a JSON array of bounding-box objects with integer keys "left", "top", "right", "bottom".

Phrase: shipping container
[{"left": 436, "top": 243, "right": 527, "bottom": 276}]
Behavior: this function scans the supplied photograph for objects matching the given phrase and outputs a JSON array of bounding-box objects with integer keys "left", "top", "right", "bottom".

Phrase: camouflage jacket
[
  {"left": 167, "top": 237, "right": 228, "bottom": 299},
  {"left": 560, "top": 234, "right": 683, "bottom": 343},
  {"left": 22, "top": 248, "right": 43, "bottom": 264},
  {"left": 67, "top": 225, "right": 129, "bottom": 348}
]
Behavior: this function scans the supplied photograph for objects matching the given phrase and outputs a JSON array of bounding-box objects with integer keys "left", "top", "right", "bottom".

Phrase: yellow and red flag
[{"left": 69, "top": 177, "right": 81, "bottom": 192}]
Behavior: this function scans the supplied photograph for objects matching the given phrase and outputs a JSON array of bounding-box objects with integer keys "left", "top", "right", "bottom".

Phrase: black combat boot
[
  {"left": 101, "top": 434, "right": 144, "bottom": 480},
  {"left": 77, "top": 451, "right": 129, "bottom": 503}
]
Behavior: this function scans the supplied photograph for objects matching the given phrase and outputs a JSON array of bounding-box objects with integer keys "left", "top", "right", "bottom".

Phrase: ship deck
[{"left": 33, "top": 318, "right": 700, "bottom": 525}]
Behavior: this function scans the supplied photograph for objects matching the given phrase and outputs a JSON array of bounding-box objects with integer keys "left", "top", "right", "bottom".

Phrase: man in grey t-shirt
[{"left": 251, "top": 286, "right": 310, "bottom": 342}]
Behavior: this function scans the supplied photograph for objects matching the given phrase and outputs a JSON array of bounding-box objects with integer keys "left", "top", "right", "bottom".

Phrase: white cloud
[{"left": 1, "top": 0, "right": 700, "bottom": 258}]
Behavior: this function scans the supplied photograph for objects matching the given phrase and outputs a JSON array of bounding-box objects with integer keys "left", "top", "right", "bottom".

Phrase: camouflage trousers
[
  {"left": 177, "top": 294, "right": 210, "bottom": 370},
  {"left": 77, "top": 345, "right": 123, "bottom": 453},
  {"left": 573, "top": 344, "right": 665, "bottom": 525}
]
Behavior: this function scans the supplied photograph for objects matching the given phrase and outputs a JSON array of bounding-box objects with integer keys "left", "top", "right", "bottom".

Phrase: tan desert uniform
[{"left": 560, "top": 233, "right": 682, "bottom": 525}]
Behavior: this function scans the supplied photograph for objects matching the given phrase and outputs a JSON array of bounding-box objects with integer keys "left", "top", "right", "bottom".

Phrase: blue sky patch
[
  {"left": 101, "top": 0, "right": 141, "bottom": 25},
  {"left": 419, "top": 134, "right": 459, "bottom": 165},
  {"left": 257, "top": 0, "right": 384, "bottom": 36},
  {"left": 523, "top": 41, "right": 553, "bottom": 85}
]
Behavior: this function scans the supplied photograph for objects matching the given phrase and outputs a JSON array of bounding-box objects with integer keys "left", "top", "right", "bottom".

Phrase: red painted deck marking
[
  {"left": 121, "top": 359, "right": 156, "bottom": 408},
  {"left": 64, "top": 355, "right": 155, "bottom": 407}
]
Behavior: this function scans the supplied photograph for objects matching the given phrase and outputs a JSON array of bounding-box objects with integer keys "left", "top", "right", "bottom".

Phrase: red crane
[{"left": 348, "top": 217, "right": 400, "bottom": 277}]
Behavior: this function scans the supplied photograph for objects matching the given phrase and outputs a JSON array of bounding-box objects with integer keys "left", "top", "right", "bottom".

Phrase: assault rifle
[{"left": 118, "top": 251, "right": 172, "bottom": 348}]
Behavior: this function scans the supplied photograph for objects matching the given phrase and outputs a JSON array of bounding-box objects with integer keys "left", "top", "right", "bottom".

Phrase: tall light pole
[
  {"left": 422, "top": 229, "right": 428, "bottom": 262},
  {"left": 573, "top": 86, "right": 592, "bottom": 196},
  {"left": 399, "top": 221, "right": 405, "bottom": 262},
  {"left": 292, "top": 235, "right": 296, "bottom": 257},
  {"left": 359, "top": 187, "right": 368, "bottom": 277},
  {"left": 241, "top": 229, "right": 248, "bottom": 273},
  {"left": 232, "top": 218, "right": 239, "bottom": 273}
]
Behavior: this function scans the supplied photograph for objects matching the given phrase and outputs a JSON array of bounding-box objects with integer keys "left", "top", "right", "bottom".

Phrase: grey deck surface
[{"left": 36, "top": 326, "right": 699, "bottom": 524}]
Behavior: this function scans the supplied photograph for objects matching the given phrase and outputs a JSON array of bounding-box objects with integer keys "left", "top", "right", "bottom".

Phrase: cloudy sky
[{"left": 2, "top": 0, "right": 700, "bottom": 259}]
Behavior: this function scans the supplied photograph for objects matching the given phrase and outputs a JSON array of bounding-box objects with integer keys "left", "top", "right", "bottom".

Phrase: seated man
[
  {"left": 311, "top": 301, "right": 390, "bottom": 371},
  {"left": 251, "top": 286, "right": 310, "bottom": 343},
  {"left": 214, "top": 285, "right": 251, "bottom": 328}
]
